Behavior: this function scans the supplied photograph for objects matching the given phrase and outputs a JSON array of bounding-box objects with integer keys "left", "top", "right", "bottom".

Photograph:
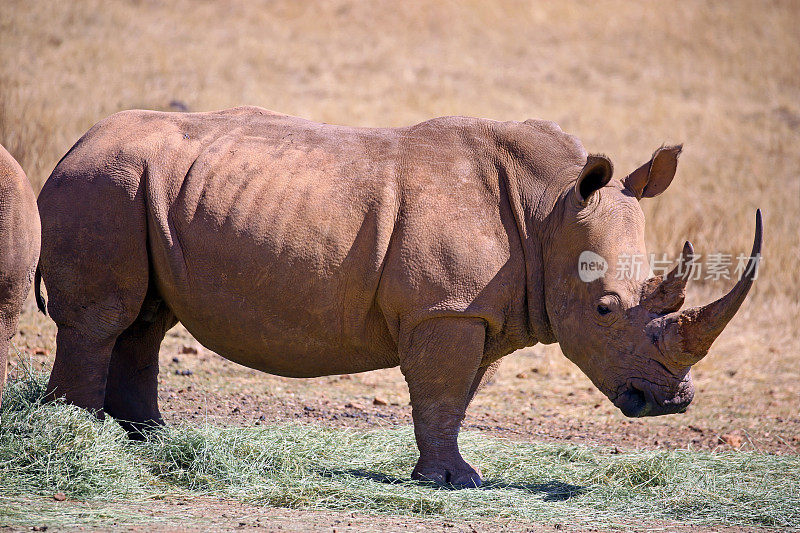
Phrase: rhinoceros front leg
[{"left": 400, "top": 317, "right": 485, "bottom": 488}]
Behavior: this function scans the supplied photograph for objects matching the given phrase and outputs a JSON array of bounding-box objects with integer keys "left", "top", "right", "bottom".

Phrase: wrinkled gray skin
[
  {"left": 0, "top": 144, "right": 41, "bottom": 409},
  {"left": 37, "top": 108, "right": 760, "bottom": 487}
]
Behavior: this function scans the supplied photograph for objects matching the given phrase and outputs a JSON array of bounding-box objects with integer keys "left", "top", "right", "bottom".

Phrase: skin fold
[
  {"left": 37, "top": 107, "right": 760, "bottom": 487},
  {"left": 0, "top": 144, "right": 41, "bottom": 410}
]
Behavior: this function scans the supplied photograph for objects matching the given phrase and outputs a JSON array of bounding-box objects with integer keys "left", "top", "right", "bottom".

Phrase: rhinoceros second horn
[{"left": 654, "top": 209, "right": 762, "bottom": 367}]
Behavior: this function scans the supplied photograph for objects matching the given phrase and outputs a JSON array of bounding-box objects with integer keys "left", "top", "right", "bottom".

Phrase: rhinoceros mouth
[
  {"left": 612, "top": 381, "right": 692, "bottom": 418},
  {"left": 613, "top": 386, "right": 651, "bottom": 417}
]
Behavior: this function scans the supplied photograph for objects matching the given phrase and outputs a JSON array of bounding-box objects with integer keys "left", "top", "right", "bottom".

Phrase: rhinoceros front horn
[{"left": 650, "top": 209, "right": 762, "bottom": 367}]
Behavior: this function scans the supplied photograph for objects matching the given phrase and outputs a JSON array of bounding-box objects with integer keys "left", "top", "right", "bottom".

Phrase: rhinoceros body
[
  {"left": 0, "top": 144, "right": 40, "bottom": 406},
  {"left": 120, "top": 108, "right": 557, "bottom": 376},
  {"left": 38, "top": 107, "right": 760, "bottom": 487},
  {"left": 39, "top": 107, "right": 577, "bottom": 378}
]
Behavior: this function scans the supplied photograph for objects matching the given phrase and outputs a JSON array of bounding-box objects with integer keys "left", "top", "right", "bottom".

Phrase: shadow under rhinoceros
[{"left": 316, "top": 468, "right": 585, "bottom": 500}]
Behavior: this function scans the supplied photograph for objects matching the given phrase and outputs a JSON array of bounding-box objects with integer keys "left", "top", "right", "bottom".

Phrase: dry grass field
[{"left": 1, "top": 1, "right": 799, "bottom": 531}]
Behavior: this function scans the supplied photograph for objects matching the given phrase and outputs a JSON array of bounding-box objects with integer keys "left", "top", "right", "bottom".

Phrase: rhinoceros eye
[{"left": 595, "top": 294, "right": 621, "bottom": 322}]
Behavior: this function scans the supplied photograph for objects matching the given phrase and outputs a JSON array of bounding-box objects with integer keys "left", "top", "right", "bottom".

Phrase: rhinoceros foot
[{"left": 411, "top": 456, "right": 482, "bottom": 489}]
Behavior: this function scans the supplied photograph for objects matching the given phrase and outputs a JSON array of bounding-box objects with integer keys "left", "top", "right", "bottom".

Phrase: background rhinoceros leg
[
  {"left": 1, "top": 305, "right": 26, "bottom": 408},
  {"left": 0, "top": 317, "right": 13, "bottom": 408},
  {"left": 0, "top": 267, "right": 36, "bottom": 410},
  {"left": 104, "top": 299, "right": 177, "bottom": 439},
  {"left": 400, "top": 317, "right": 485, "bottom": 488}
]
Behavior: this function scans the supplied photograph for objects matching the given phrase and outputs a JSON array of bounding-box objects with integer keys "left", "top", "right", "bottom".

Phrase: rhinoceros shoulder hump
[{"left": 521, "top": 118, "right": 587, "bottom": 159}]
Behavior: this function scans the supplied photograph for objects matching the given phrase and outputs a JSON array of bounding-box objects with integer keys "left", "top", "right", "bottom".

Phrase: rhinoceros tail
[{"left": 34, "top": 263, "right": 47, "bottom": 315}]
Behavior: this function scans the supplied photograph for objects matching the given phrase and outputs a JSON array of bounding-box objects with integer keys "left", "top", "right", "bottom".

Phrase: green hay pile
[{"left": 2, "top": 373, "right": 798, "bottom": 529}]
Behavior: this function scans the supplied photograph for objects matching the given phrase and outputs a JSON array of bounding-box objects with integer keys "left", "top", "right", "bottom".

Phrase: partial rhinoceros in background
[
  {"left": 0, "top": 144, "right": 41, "bottom": 407},
  {"left": 36, "top": 107, "right": 761, "bottom": 487}
]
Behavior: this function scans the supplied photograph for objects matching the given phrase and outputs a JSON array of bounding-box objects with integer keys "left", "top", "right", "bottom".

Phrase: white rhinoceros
[{"left": 37, "top": 107, "right": 761, "bottom": 487}]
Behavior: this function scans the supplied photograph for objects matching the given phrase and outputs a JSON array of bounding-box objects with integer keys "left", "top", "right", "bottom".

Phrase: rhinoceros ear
[
  {"left": 623, "top": 145, "right": 682, "bottom": 199},
  {"left": 575, "top": 154, "right": 614, "bottom": 203}
]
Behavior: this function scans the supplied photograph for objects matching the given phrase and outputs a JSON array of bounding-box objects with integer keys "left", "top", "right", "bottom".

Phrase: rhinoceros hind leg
[
  {"left": 104, "top": 298, "right": 177, "bottom": 439},
  {"left": 400, "top": 317, "right": 485, "bottom": 489},
  {"left": 43, "top": 269, "right": 147, "bottom": 413},
  {"left": 40, "top": 170, "right": 150, "bottom": 414},
  {"left": 43, "top": 266, "right": 149, "bottom": 414},
  {"left": 45, "top": 325, "right": 119, "bottom": 413}
]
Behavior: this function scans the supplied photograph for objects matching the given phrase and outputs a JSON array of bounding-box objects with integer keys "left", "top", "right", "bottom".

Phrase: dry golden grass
[{"left": 2, "top": 0, "right": 798, "bottom": 406}]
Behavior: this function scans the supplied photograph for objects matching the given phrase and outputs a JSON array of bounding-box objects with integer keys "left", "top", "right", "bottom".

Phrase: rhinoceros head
[{"left": 542, "top": 146, "right": 761, "bottom": 417}]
